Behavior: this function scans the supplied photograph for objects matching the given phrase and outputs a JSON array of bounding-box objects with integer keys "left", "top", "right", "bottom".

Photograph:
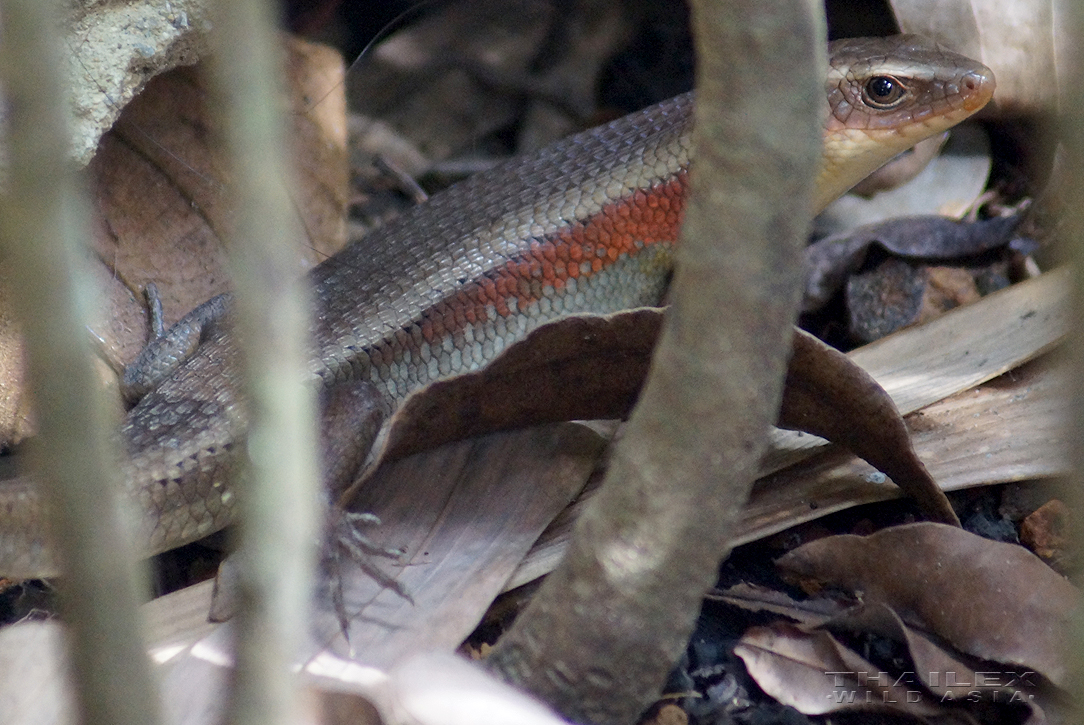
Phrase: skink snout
[{"left": 960, "top": 66, "right": 996, "bottom": 112}]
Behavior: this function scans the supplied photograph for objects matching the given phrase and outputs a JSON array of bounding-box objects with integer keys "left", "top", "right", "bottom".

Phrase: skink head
[{"left": 816, "top": 34, "right": 995, "bottom": 212}]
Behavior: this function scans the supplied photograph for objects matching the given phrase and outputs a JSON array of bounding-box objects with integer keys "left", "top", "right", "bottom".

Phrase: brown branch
[{"left": 484, "top": 1, "right": 827, "bottom": 723}]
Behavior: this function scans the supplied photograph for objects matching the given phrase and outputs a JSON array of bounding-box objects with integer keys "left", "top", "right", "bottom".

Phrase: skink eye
[{"left": 862, "top": 76, "right": 907, "bottom": 108}]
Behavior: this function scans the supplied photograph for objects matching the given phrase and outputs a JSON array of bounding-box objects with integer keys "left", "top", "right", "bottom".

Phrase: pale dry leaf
[
  {"left": 307, "top": 653, "right": 574, "bottom": 725},
  {"left": 0, "top": 622, "right": 76, "bottom": 725},
  {"left": 768, "top": 267, "right": 1069, "bottom": 473},
  {"left": 308, "top": 424, "right": 604, "bottom": 668},
  {"left": 383, "top": 652, "right": 572, "bottom": 725}
]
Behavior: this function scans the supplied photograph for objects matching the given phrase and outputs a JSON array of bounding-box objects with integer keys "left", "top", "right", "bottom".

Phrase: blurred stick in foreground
[
  {"left": 205, "top": 2, "right": 323, "bottom": 725},
  {"left": 0, "top": 0, "right": 162, "bottom": 724}
]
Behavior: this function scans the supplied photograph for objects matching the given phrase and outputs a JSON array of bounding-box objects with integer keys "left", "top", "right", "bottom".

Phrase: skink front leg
[
  {"left": 121, "top": 291, "right": 233, "bottom": 405},
  {"left": 82, "top": 283, "right": 217, "bottom": 396}
]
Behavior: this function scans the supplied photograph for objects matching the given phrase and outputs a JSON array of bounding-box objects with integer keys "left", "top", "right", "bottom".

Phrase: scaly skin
[{"left": 0, "top": 35, "right": 994, "bottom": 577}]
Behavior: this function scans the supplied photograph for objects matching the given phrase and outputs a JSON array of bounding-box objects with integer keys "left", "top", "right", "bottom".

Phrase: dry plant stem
[
  {"left": 1058, "top": 0, "right": 1084, "bottom": 709},
  {"left": 206, "top": 3, "right": 321, "bottom": 725},
  {"left": 0, "top": 1, "right": 163, "bottom": 724},
  {"left": 484, "top": 0, "right": 825, "bottom": 722}
]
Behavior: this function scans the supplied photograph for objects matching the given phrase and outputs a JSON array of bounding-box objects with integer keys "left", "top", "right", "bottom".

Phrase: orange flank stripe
[{"left": 416, "top": 170, "right": 688, "bottom": 345}]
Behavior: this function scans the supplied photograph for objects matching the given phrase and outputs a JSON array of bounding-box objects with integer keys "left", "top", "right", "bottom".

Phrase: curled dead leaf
[
  {"left": 376, "top": 310, "right": 659, "bottom": 464},
  {"left": 362, "top": 312, "right": 956, "bottom": 526},
  {"left": 780, "top": 330, "right": 958, "bottom": 525},
  {"left": 803, "top": 214, "right": 1023, "bottom": 313},
  {"left": 825, "top": 602, "right": 1049, "bottom": 716},
  {"left": 776, "top": 523, "right": 1078, "bottom": 688},
  {"left": 0, "top": 35, "right": 348, "bottom": 442},
  {"left": 735, "top": 622, "right": 945, "bottom": 718}
]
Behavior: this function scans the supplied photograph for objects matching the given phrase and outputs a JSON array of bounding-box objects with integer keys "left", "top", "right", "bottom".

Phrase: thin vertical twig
[
  {"left": 205, "top": 3, "right": 322, "bottom": 725},
  {"left": 0, "top": 1, "right": 162, "bottom": 724}
]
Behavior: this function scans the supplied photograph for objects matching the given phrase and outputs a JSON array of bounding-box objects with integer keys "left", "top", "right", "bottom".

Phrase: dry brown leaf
[
  {"left": 315, "top": 688, "right": 383, "bottom": 725},
  {"left": 641, "top": 703, "right": 688, "bottom": 725},
  {"left": 734, "top": 622, "right": 947, "bottom": 719},
  {"left": 826, "top": 602, "right": 1049, "bottom": 719},
  {"left": 0, "top": 35, "right": 347, "bottom": 444},
  {"left": 369, "top": 312, "right": 955, "bottom": 524},
  {"left": 376, "top": 310, "right": 658, "bottom": 465},
  {"left": 707, "top": 582, "right": 846, "bottom": 626},
  {"left": 780, "top": 329, "right": 958, "bottom": 525},
  {"left": 917, "top": 267, "right": 984, "bottom": 324},
  {"left": 746, "top": 355, "right": 1066, "bottom": 542},
  {"left": 1019, "top": 499, "right": 1071, "bottom": 565},
  {"left": 776, "top": 523, "right": 1078, "bottom": 688},
  {"left": 803, "top": 214, "right": 1021, "bottom": 313},
  {"left": 91, "top": 34, "right": 346, "bottom": 337},
  {"left": 509, "top": 293, "right": 1069, "bottom": 593},
  {"left": 285, "top": 36, "right": 350, "bottom": 259}
]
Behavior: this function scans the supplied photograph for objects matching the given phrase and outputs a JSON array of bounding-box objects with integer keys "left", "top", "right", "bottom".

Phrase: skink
[{"left": 0, "top": 35, "right": 994, "bottom": 577}]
